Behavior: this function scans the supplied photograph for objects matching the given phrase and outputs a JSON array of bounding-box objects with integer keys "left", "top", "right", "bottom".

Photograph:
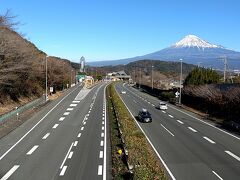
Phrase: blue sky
[{"left": 0, "top": 0, "right": 239, "bottom": 62}]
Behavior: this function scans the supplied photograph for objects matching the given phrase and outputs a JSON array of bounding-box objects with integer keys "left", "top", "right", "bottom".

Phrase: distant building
[{"left": 106, "top": 70, "right": 131, "bottom": 81}]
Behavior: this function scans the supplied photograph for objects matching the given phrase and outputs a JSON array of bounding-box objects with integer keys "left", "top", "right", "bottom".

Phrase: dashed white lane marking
[
  {"left": 86, "top": 114, "right": 89, "bottom": 117},
  {"left": 188, "top": 127, "right": 197, "bottom": 133},
  {"left": 162, "top": 111, "right": 166, "bottom": 113},
  {"left": 63, "top": 112, "right": 70, "bottom": 116},
  {"left": 42, "top": 133, "right": 50, "bottom": 140},
  {"left": 67, "top": 108, "right": 74, "bottom": 111},
  {"left": 102, "top": 117, "right": 105, "bottom": 120},
  {"left": 100, "top": 140, "right": 104, "bottom": 147},
  {"left": 60, "top": 143, "right": 74, "bottom": 169},
  {"left": 52, "top": 124, "right": 59, "bottom": 129},
  {"left": 88, "top": 111, "right": 91, "bottom": 113},
  {"left": 59, "top": 166, "right": 67, "bottom": 176},
  {"left": 83, "top": 121, "right": 86, "bottom": 125},
  {"left": 102, "top": 113, "right": 105, "bottom": 116},
  {"left": 1, "top": 165, "right": 20, "bottom": 180},
  {"left": 70, "top": 104, "right": 77, "bottom": 107},
  {"left": 77, "top": 133, "right": 81, "bottom": 138},
  {"left": 26, "top": 145, "right": 39, "bottom": 155},
  {"left": 59, "top": 117, "right": 65, "bottom": 121},
  {"left": 102, "top": 121, "right": 105, "bottom": 125},
  {"left": 152, "top": 104, "right": 155, "bottom": 107},
  {"left": 212, "top": 171, "right": 223, "bottom": 180},
  {"left": 177, "top": 120, "right": 184, "bottom": 124},
  {"left": 81, "top": 127, "right": 84, "bottom": 131},
  {"left": 73, "top": 141, "right": 78, "bottom": 147},
  {"left": 99, "top": 151, "right": 103, "bottom": 158},
  {"left": 98, "top": 165, "right": 103, "bottom": 175},
  {"left": 225, "top": 150, "right": 240, "bottom": 161},
  {"left": 68, "top": 151, "right": 73, "bottom": 159},
  {"left": 72, "top": 100, "right": 80, "bottom": 103},
  {"left": 168, "top": 114, "right": 174, "bottom": 118},
  {"left": 101, "top": 133, "right": 104, "bottom": 137},
  {"left": 102, "top": 126, "right": 104, "bottom": 130},
  {"left": 161, "top": 124, "right": 174, "bottom": 137},
  {"left": 203, "top": 136, "right": 216, "bottom": 144},
  {"left": 148, "top": 102, "right": 151, "bottom": 104}
]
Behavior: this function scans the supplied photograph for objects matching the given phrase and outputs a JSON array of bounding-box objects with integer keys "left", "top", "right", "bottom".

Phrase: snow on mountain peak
[{"left": 173, "top": 35, "right": 221, "bottom": 49}]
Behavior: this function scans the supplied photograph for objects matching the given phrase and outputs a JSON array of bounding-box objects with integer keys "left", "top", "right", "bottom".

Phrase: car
[
  {"left": 121, "top": 91, "right": 126, "bottom": 94},
  {"left": 158, "top": 102, "right": 167, "bottom": 110},
  {"left": 138, "top": 108, "right": 152, "bottom": 123}
]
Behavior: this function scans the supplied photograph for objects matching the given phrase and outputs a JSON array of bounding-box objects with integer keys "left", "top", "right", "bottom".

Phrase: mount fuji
[{"left": 88, "top": 35, "right": 240, "bottom": 69}]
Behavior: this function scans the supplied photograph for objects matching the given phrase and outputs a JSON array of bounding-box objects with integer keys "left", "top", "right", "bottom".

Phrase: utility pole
[
  {"left": 179, "top": 59, "right": 183, "bottom": 105},
  {"left": 151, "top": 64, "right": 154, "bottom": 89},
  {"left": 45, "top": 55, "right": 48, "bottom": 101}
]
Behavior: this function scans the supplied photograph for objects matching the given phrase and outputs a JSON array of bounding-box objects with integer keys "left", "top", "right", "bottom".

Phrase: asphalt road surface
[
  {"left": 0, "top": 82, "right": 110, "bottom": 180},
  {"left": 115, "top": 82, "right": 240, "bottom": 180}
]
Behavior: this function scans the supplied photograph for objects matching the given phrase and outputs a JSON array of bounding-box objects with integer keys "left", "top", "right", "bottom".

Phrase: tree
[{"left": 184, "top": 67, "right": 220, "bottom": 85}]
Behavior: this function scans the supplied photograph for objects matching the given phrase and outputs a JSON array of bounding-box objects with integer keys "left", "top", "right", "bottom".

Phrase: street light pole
[
  {"left": 179, "top": 59, "right": 183, "bottom": 105},
  {"left": 151, "top": 64, "right": 154, "bottom": 89},
  {"left": 45, "top": 55, "right": 48, "bottom": 101}
]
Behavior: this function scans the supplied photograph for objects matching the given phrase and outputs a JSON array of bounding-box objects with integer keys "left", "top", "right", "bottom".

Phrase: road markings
[
  {"left": 59, "top": 117, "right": 65, "bottom": 121},
  {"left": 203, "top": 136, "right": 216, "bottom": 144},
  {"left": 67, "top": 108, "right": 73, "bottom": 111},
  {"left": 70, "top": 104, "right": 77, "bottom": 107},
  {"left": 63, "top": 112, "right": 70, "bottom": 116},
  {"left": 168, "top": 114, "right": 174, "bottom": 118},
  {"left": 77, "top": 133, "right": 81, "bottom": 138},
  {"left": 118, "top": 91, "right": 176, "bottom": 180},
  {"left": 188, "top": 127, "right": 197, "bottom": 133},
  {"left": 26, "top": 145, "right": 39, "bottom": 155},
  {"left": 83, "top": 121, "right": 86, "bottom": 125},
  {"left": 162, "top": 111, "right": 166, "bottom": 113},
  {"left": 102, "top": 126, "right": 104, "bottom": 130},
  {"left": 161, "top": 124, "right": 174, "bottom": 136},
  {"left": 68, "top": 151, "right": 73, "bottom": 159},
  {"left": 60, "top": 142, "right": 74, "bottom": 169},
  {"left": 177, "top": 120, "right": 184, "bottom": 124},
  {"left": 101, "top": 132, "right": 104, "bottom": 137},
  {"left": 1, "top": 165, "right": 20, "bottom": 180},
  {"left": 98, "top": 165, "right": 103, "bottom": 175},
  {"left": 72, "top": 100, "right": 80, "bottom": 103},
  {"left": 88, "top": 110, "right": 91, "bottom": 113},
  {"left": 73, "top": 141, "right": 78, "bottom": 147},
  {"left": 225, "top": 150, "right": 240, "bottom": 161},
  {"left": 81, "top": 127, "right": 84, "bottom": 131},
  {"left": 212, "top": 171, "right": 223, "bottom": 180},
  {"left": 152, "top": 104, "right": 155, "bottom": 107},
  {"left": 102, "top": 117, "right": 105, "bottom": 120},
  {"left": 100, "top": 140, "right": 104, "bottom": 147},
  {"left": 52, "top": 124, "right": 59, "bottom": 129},
  {"left": 42, "top": 133, "right": 50, "bottom": 140},
  {"left": 99, "top": 151, "right": 103, "bottom": 158},
  {"left": 0, "top": 85, "right": 79, "bottom": 161},
  {"left": 59, "top": 166, "right": 67, "bottom": 176}
]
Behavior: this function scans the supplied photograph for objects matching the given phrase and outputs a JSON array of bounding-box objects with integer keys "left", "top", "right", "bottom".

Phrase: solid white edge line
[
  {"left": 168, "top": 104, "right": 240, "bottom": 140},
  {"left": 103, "top": 84, "right": 107, "bottom": 180},
  {"left": 212, "top": 171, "right": 223, "bottom": 180},
  {"left": 203, "top": 136, "right": 216, "bottom": 144},
  {"left": 59, "top": 166, "right": 67, "bottom": 176},
  {"left": 0, "top": 85, "right": 80, "bottom": 161},
  {"left": 1, "top": 165, "right": 20, "bottom": 180},
  {"left": 98, "top": 165, "right": 103, "bottom": 175},
  {"left": 60, "top": 142, "right": 74, "bottom": 169},
  {"left": 26, "top": 145, "right": 39, "bottom": 155},
  {"left": 225, "top": 150, "right": 240, "bottom": 161},
  {"left": 42, "top": 133, "right": 50, "bottom": 140},
  {"left": 161, "top": 124, "right": 175, "bottom": 137},
  {"left": 188, "top": 127, "right": 197, "bottom": 133},
  {"left": 116, "top": 84, "right": 176, "bottom": 180}
]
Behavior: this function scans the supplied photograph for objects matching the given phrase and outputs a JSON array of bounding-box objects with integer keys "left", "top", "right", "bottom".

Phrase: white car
[{"left": 159, "top": 102, "right": 167, "bottom": 110}]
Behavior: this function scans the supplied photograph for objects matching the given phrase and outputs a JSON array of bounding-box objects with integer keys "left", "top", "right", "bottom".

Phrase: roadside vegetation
[{"left": 107, "top": 83, "right": 166, "bottom": 179}]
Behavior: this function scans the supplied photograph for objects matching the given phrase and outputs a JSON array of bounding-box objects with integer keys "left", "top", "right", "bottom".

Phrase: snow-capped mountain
[
  {"left": 172, "top": 35, "right": 220, "bottom": 49},
  {"left": 88, "top": 35, "right": 240, "bottom": 69}
]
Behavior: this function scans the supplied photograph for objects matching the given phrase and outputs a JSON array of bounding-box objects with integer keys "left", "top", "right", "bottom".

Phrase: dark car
[{"left": 138, "top": 109, "right": 152, "bottom": 123}]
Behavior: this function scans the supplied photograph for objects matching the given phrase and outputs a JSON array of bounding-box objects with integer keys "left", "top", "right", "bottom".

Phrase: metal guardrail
[{"left": 0, "top": 97, "right": 44, "bottom": 124}]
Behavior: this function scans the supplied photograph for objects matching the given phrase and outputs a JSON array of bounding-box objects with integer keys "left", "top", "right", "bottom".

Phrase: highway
[
  {"left": 115, "top": 82, "right": 240, "bottom": 180},
  {"left": 0, "top": 82, "right": 110, "bottom": 180}
]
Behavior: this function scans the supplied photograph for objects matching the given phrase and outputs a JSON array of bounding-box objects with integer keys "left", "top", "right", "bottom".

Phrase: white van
[{"left": 159, "top": 102, "right": 167, "bottom": 110}]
